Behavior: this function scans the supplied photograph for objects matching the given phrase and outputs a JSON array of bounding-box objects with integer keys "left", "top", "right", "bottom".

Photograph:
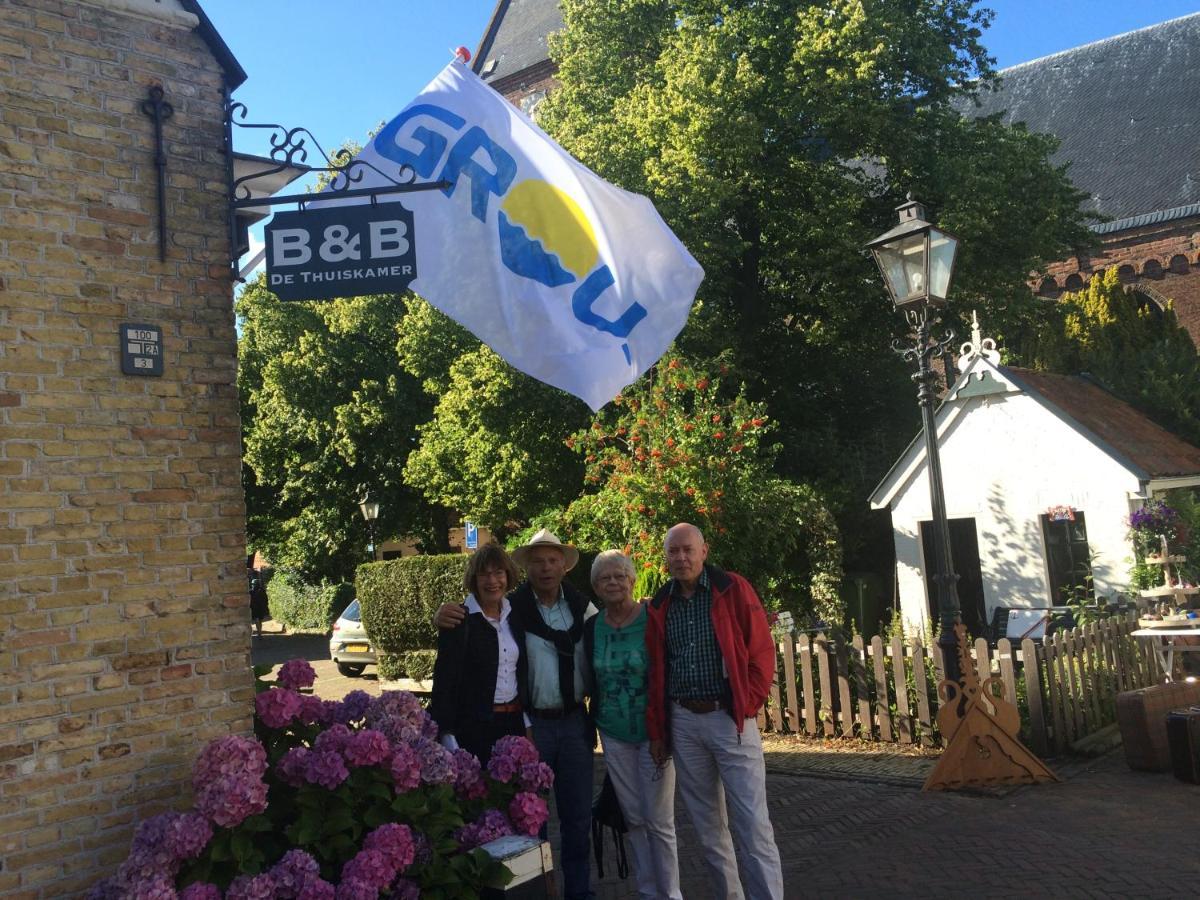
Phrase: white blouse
[{"left": 465, "top": 593, "right": 519, "bottom": 703}]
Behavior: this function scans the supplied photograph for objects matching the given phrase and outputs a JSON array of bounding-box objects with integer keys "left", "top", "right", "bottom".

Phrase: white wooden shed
[{"left": 870, "top": 326, "right": 1200, "bottom": 637}]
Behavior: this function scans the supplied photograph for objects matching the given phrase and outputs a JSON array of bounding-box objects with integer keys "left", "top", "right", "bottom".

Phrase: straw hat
[{"left": 511, "top": 528, "right": 579, "bottom": 572}]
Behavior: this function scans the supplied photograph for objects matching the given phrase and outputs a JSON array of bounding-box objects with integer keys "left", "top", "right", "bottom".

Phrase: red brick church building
[{"left": 472, "top": 5, "right": 1200, "bottom": 343}]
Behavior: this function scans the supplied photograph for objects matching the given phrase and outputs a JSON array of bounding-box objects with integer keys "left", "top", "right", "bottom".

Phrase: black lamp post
[
  {"left": 866, "top": 196, "right": 963, "bottom": 685},
  {"left": 359, "top": 491, "right": 381, "bottom": 562}
]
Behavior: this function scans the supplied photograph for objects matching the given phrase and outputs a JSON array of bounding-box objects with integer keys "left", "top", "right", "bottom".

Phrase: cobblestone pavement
[{"left": 255, "top": 629, "right": 1200, "bottom": 899}]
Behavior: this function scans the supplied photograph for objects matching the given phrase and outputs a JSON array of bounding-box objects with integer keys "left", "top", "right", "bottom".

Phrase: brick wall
[
  {"left": 1036, "top": 216, "right": 1200, "bottom": 346},
  {"left": 0, "top": 1, "right": 252, "bottom": 896}
]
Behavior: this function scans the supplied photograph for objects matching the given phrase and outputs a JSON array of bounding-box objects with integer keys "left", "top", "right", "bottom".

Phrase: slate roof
[
  {"left": 473, "top": 0, "right": 562, "bottom": 84},
  {"left": 964, "top": 13, "right": 1200, "bottom": 234},
  {"left": 1004, "top": 367, "right": 1200, "bottom": 478}
]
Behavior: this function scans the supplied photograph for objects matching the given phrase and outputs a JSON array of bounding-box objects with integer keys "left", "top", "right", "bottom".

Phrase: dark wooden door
[{"left": 920, "top": 517, "right": 988, "bottom": 639}]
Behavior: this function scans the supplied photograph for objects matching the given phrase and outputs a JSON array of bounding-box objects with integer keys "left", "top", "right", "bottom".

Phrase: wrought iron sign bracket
[
  {"left": 142, "top": 86, "right": 174, "bottom": 262},
  {"left": 224, "top": 95, "right": 449, "bottom": 280}
]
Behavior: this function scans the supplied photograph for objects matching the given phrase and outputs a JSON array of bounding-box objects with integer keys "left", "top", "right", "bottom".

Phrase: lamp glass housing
[
  {"left": 866, "top": 198, "right": 960, "bottom": 310},
  {"left": 359, "top": 496, "right": 380, "bottom": 522}
]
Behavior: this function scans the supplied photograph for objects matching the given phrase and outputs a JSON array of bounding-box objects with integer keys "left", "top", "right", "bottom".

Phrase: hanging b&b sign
[{"left": 264, "top": 203, "right": 417, "bottom": 302}]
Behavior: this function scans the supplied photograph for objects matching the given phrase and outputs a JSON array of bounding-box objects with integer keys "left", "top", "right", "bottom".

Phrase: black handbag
[{"left": 590, "top": 772, "right": 629, "bottom": 879}]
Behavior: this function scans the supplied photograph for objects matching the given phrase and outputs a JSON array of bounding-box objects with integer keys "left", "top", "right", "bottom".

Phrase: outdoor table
[{"left": 1131, "top": 627, "right": 1200, "bottom": 681}]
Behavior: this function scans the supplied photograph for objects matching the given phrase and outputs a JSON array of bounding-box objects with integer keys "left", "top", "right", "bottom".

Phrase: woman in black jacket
[{"left": 431, "top": 543, "right": 527, "bottom": 764}]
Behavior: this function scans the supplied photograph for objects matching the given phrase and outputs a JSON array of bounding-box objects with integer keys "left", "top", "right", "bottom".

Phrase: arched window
[
  {"left": 1064, "top": 273, "right": 1084, "bottom": 291},
  {"left": 1169, "top": 254, "right": 1190, "bottom": 274}
]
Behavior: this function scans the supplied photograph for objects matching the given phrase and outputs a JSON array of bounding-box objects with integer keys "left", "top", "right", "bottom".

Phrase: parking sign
[{"left": 465, "top": 522, "right": 478, "bottom": 550}]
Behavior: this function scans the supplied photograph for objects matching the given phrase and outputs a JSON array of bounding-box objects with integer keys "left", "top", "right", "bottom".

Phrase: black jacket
[
  {"left": 430, "top": 602, "right": 527, "bottom": 739},
  {"left": 508, "top": 579, "right": 595, "bottom": 714}
]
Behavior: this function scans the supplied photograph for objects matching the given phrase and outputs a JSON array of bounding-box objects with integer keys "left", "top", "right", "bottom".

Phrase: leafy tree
[
  {"left": 237, "top": 277, "right": 444, "bottom": 581},
  {"left": 401, "top": 331, "right": 590, "bottom": 539},
  {"left": 536, "top": 0, "right": 1094, "bottom": 565},
  {"left": 543, "top": 356, "right": 843, "bottom": 623},
  {"left": 1024, "top": 267, "right": 1200, "bottom": 445}
]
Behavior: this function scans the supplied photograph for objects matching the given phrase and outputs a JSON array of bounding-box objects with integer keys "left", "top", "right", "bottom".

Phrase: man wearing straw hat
[{"left": 436, "top": 529, "right": 598, "bottom": 900}]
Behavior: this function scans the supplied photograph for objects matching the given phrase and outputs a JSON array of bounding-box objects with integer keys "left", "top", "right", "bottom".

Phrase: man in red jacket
[{"left": 647, "top": 523, "right": 783, "bottom": 900}]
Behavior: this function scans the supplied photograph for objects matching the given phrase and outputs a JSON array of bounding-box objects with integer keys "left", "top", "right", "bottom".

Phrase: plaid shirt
[{"left": 665, "top": 569, "right": 727, "bottom": 700}]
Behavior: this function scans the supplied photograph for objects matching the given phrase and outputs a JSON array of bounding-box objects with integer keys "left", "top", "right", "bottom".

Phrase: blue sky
[
  {"left": 202, "top": 0, "right": 1199, "bottom": 269},
  {"left": 205, "top": 1, "right": 1200, "bottom": 159}
]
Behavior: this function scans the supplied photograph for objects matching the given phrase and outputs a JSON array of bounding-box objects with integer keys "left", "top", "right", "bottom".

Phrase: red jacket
[{"left": 646, "top": 565, "right": 775, "bottom": 742}]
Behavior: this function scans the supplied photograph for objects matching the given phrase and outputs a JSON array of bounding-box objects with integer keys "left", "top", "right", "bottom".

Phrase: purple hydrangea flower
[
  {"left": 270, "top": 848, "right": 321, "bottom": 898},
  {"left": 362, "top": 823, "right": 415, "bottom": 873},
  {"left": 388, "top": 744, "right": 421, "bottom": 792},
  {"left": 455, "top": 809, "right": 513, "bottom": 849},
  {"left": 297, "top": 879, "right": 336, "bottom": 900},
  {"left": 277, "top": 658, "right": 317, "bottom": 691},
  {"left": 364, "top": 691, "right": 429, "bottom": 745},
  {"left": 334, "top": 879, "right": 377, "bottom": 900},
  {"left": 487, "top": 735, "right": 541, "bottom": 784},
  {"left": 277, "top": 746, "right": 312, "bottom": 787},
  {"left": 518, "top": 761, "right": 554, "bottom": 793},
  {"left": 180, "top": 884, "right": 222, "bottom": 900},
  {"left": 227, "top": 872, "right": 278, "bottom": 900},
  {"left": 86, "top": 880, "right": 121, "bottom": 900},
  {"left": 391, "top": 879, "right": 421, "bottom": 900},
  {"left": 313, "top": 723, "right": 354, "bottom": 756},
  {"left": 320, "top": 700, "right": 345, "bottom": 725},
  {"left": 344, "top": 729, "right": 391, "bottom": 768},
  {"left": 509, "top": 791, "right": 549, "bottom": 836},
  {"left": 256, "top": 687, "right": 304, "bottom": 729},
  {"left": 196, "top": 775, "right": 268, "bottom": 829},
  {"left": 339, "top": 690, "right": 372, "bottom": 723},
  {"left": 415, "top": 738, "right": 454, "bottom": 784},
  {"left": 296, "top": 694, "right": 327, "bottom": 726},
  {"left": 341, "top": 848, "right": 393, "bottom": 890},
  {"left": 304, "top": 749, "right": 350, "bottom": 790},
  {"left": 450, "top": 749, "right": 487, "bottom": 798},
  {"left": 128, "top": 877, "right": 177, "bottom": 900},
  {"left": 163, "top": 812, "right": 213, "bottom": 860}
]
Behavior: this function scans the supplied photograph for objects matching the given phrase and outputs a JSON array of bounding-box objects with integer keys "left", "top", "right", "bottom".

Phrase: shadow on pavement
[{"left": 250, "top": 623, "right": 332, "bottom": 669}]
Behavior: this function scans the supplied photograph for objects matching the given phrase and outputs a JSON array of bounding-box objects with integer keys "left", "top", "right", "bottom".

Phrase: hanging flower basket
[{"left": 89, "top": 660, "right": 552, "bottom": 899}]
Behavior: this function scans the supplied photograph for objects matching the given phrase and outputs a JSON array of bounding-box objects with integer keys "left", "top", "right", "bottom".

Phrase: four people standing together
[{"left": 433, "top": 524, "right": 784, "bottom": 899}]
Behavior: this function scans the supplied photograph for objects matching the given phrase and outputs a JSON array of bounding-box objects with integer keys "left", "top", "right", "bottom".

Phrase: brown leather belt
[
  {"left": 492, "top": 701, "right": 522, "bottom": 714},
  {"left": 675, "top": 698, "right": 724, "bottom": 714}
]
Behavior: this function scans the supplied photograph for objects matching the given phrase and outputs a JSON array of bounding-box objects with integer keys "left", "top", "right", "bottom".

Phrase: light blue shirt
[{"left": 525, "top": 588, "right": 597, "bottom": 710}]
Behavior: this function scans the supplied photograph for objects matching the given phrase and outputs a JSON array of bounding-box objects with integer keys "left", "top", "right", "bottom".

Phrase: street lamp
[
  {"left": 866, "top": 196, "right": 963, "bottom": 686},
  {"left": 359, "top": 491, "right": 381, "bottom": 562}
]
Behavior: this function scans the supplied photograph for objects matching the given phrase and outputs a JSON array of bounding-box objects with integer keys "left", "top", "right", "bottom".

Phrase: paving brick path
[{"left": 255, "top": 629, "right": 1200, "bottom": 899}]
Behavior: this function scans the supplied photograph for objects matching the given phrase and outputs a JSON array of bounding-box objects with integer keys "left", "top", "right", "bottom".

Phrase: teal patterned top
[{"left": 593, "top": 606, "right": 649, "bottom": 743}]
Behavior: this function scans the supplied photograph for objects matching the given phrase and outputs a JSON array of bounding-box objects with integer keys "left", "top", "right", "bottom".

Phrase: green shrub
[
  {"left": 377, "top": 652, "right": 405, "bottom": 681},
  {"left": 376, "top": 650, "right": 439, "bottom": 683},
  {"left": 357, "top": 554, "right": 469, "bottom": 653},
  {"left": 266, "top": 572, "right": 353, "bottom": 631}
]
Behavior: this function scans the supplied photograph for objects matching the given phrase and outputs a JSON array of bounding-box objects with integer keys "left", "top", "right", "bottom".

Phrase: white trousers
[
  {"left": 600, "top": 732, "right": 683, "bottom": 900},
  {"left": 670, "top": 705, "right": 784, "bottom": 900}
]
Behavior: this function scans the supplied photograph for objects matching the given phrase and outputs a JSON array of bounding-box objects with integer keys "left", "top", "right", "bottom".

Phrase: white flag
[{"left": 341, "top": 61, "right": 704, "bottom": 410}]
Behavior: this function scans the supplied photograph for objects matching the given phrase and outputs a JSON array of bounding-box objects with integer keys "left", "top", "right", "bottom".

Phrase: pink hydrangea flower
[
  {"left": 256, "top": 687, "right": 304, "bottom": 729},
  {"left": 509, "top": 792, "right": 549, "bottom": 836},
  {"left": 344, "top": 729, "right": 391, "bottom": 768},
  {"left": 129, "top": 877, "right": 177, "bottom": 900},
  {"left": 304, "top": 749, "right": 349, "bottom": 790},
  {"left": 179, "top": 884, "right": 222, "bottom": 900},
  {"left": 389, "top": 744, "right": 421, "bottom": 792},
  {"left": 362, "top": 823, "right": 415, "bottom": 873},
  {"left": 277, "top": 658, "right": 317, "bottom": 691},
  {"left": 450, "top": 749, "right": 487, "bottom": 799},
  {"left": 487, "top": 752, "right": 518, "bottom": 783},
  {"left": 192, "top": 736, "right": 269, "bottom": 828}
]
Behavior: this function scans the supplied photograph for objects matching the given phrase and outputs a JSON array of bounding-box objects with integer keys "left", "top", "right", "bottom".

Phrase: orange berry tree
[{"left": 548, "top": 355, "right": 842, "bottom": 623}]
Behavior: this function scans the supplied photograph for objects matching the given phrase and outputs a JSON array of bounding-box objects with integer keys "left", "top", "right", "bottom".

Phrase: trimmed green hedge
[
  {"left": 266, "top": 571, "right": 354, "bottom": 632},
  {"left": 377, "top": 649, "right": 438, "bottom": 682},
  {"left": 356, "top": 554, "right": 469, "bottom": 654}
]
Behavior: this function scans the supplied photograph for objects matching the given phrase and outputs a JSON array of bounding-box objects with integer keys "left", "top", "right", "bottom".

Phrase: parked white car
[{"left": 329, "top": 599, "right": 375, "bottom": 677}]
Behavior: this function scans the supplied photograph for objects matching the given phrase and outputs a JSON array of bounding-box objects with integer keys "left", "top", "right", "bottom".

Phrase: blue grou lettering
[
  {"left": 437, "top": 126, "right": 517, "bottom": 222},
  {"left": 571, "top": 266, "right": 647, "bottom": 339},
  {"left": 372, "top": 104, "right": 466, "bottom": 178}
]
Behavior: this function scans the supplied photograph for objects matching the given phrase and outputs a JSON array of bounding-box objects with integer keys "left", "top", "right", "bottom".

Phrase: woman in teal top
[{"left": 586, "top": 550, "right": 681, "bottom": 900}]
